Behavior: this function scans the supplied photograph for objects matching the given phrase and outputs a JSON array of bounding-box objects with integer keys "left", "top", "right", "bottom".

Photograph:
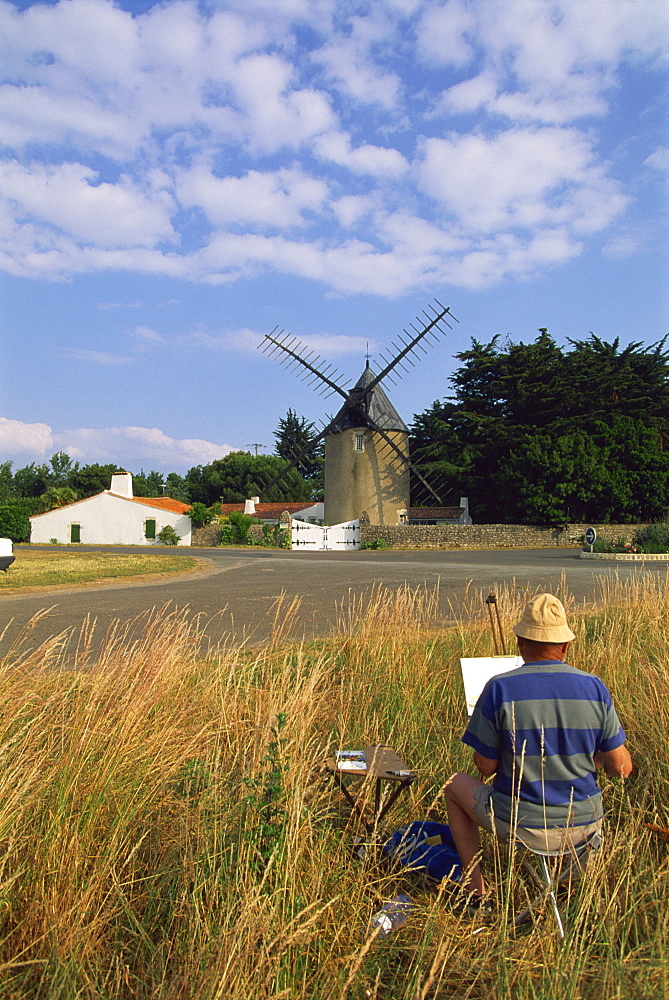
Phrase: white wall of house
[
  {"left": 30, "top": 493, "right": 192, "bottom": 546},
  {"left": 291, "top": 502, "right": 325, "bottom": 524}
]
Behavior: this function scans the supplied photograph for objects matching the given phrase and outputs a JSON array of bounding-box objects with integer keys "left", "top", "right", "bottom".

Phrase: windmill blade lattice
[
  {"left": 260, "top": 329, "right": 351, "bottom": 399},
  {"left": 366, "top": 300, "right": 457, "bottom": 389}
]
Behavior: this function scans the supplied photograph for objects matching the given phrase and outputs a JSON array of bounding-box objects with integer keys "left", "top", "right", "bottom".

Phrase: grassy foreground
[
  {"left": 0, "top": 550, "right": 200, "bottom": 590},
  {"left": 0, "top": 578, "right": 666, "bottom": 999}
]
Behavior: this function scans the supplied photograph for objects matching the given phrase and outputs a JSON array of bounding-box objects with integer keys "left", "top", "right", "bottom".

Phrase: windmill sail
[{"left": 257, "top": 300, "right": 458, "bottom": 524}]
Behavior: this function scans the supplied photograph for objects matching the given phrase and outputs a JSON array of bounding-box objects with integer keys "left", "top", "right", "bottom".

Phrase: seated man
[{"left": 444, "top": 593, "right": 632, "bottom": 904}]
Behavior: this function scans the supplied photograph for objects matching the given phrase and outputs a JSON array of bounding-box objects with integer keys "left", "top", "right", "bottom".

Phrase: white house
[{"left": 29, "top": 473, "right": 192, "bottom": 546}]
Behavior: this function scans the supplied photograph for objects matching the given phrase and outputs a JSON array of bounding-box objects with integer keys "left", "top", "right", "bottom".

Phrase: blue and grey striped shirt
[{"left": 463, "top": 660, "right": 626, "bottom": 829}]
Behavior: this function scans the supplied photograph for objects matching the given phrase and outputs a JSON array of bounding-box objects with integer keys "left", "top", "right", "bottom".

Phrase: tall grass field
[{"left": 0, "top": 576, "right": 665, "bottom": 999}]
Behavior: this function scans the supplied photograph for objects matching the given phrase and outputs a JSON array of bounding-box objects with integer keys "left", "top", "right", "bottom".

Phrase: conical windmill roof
[{"left": 330, "top": 364, "right": 409, "bottom": 433}]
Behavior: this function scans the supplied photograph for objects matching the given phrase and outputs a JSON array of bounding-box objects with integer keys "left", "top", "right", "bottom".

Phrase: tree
[
  {"left": 185, "top": 452, "right": 309, "bottom": 505},
  {"left": 409, "top": 331, "right": 669, "bottom": 523},
  {"left": 38, "top": 486, "right": 79, "bottom": 512},
  {"left": 498, "top": 431, "right": 613, "bottom": 524},
  {"left": 595, "top": 416, "right": 669, "bottom": 522},
  {"left": 273, "top": 409, "right": 324, "bottom": 491},
  {"left": 132, "top": 470, "right": 165, "bottom": 497},
  {"left": 49, "top": 451, "right": 78, "bottom": 486},
  {"left": 69, "top": 463, "right": 123, "bottom": 498},
  {"left": 0, "top": 462, "right": 13, "bottom": 503},
  {"left": 156, "top": 525, "right": 180, "bottom": 545},
  {"left": 165, "top": 473, "right": 190, "bottom": 503},
  {"left": 12, "top": 462, "right": 51, "bottom": 498}
]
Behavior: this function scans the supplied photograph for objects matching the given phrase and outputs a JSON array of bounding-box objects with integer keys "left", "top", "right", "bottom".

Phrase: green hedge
[{"left": 0, "top": 506, "right": 32, "bottom": 542}]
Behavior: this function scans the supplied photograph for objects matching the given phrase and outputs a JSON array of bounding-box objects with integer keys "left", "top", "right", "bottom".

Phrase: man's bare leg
[{"left": 443, "top": 772, "right": 487, "bottom": 897}]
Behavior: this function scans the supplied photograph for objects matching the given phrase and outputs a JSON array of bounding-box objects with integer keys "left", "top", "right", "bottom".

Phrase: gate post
[{"left": 280, "top": 510, "right": 292, "bottom": 549}]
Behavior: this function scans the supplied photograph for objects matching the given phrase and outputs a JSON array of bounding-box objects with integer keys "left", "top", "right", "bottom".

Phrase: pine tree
[{"left": 273, "top": 409, "right": 324, "bottom": 490}]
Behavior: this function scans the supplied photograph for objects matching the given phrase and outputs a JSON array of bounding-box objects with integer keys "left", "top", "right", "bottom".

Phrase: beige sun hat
[{"left": 513, "top": 593, "right": 575, "bottom": 643}]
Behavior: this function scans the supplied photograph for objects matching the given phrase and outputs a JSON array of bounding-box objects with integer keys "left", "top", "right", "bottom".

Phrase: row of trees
[
  {"left": 0, "top": 456, "right": 193, "bottom": 509},
  {"left": 409, "top": 331, "right": 669, "bottom": 524},
  {"left": 3, "top": 333, "right": 667, "bottom": 530},
  {"left": 147, "top": 410, "right": 324, "bottom": 507}
]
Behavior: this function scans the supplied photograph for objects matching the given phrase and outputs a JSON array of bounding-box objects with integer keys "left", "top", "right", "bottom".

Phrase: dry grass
[
  {"left": 0, "top": 550, "right": 201, "bottom": 590},
  {"left": 0, "top": 575, "right": 665, "bottom": 998}
]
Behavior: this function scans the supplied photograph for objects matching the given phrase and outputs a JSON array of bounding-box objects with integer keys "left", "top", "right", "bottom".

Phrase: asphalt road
[{"left": 1, "top": 544, "right": 666, "bottom": 661}]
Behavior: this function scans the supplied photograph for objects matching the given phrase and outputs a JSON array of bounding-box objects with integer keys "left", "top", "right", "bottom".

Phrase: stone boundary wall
[
  {"left": 359, "top": 514, "right": 645, "bottom": 550},
  {"left": 193, "top": 516, "right": 645, "bottom": 550},
  {"left": 191, "top": 524, "right": 223, "bottom": 547}
]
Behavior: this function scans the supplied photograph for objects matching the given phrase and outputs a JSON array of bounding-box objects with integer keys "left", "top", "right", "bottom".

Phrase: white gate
[{"left": 291, "top": 518, "right": 360, "bottom": 551}]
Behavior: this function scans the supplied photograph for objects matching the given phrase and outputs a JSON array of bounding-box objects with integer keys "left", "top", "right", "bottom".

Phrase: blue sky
[{"left": 1, "top": 0, "right": 667, "bottom": 477}]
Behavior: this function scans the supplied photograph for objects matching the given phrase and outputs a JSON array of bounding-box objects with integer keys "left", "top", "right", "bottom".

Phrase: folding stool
[{"left": 511, "top": 829, "right": 602, "bottom": 937}]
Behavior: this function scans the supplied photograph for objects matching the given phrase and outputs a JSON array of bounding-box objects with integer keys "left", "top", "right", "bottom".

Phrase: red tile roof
[
  {"left": 129, "top": 496, "right": 191, "bottom": 514},
  {"left": 218, "top": 502, "right": 314, "bottom": 519}
]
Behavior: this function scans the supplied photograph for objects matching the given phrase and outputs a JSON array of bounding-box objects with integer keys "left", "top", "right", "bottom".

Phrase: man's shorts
[{"left": 472, "top": 784, "right": 603, "bottom": 853}]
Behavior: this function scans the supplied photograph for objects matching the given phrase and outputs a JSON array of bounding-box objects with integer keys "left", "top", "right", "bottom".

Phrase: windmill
[{"left": 258, "top": 299, "right": 458, "bottom": 525}]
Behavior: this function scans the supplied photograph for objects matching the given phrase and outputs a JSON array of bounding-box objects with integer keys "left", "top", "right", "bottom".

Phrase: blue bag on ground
[{"left": 382, "top": 821, "right": 462, "bottom": 883}]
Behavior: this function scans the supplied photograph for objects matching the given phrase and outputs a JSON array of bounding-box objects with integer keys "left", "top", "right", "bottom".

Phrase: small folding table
[{"left": 324, "top": 745, "right": 416, "bottom": 834}]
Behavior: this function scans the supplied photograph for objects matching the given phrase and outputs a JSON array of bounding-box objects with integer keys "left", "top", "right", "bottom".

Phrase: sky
[{"left": 1, "top": 0, "right": 667, "bottom": 478}]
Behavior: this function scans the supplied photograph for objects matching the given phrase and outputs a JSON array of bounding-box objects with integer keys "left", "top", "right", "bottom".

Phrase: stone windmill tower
[{"left": 259, "top": 300, "right": 457, "bottom": 525}]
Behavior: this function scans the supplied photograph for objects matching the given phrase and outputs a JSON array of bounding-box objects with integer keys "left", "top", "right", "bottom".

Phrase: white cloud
[
  {"left": 0, "top": 0, "right": 665, "bottom": 292},
  {"left": 434, "top": 73, "right": 497, "bottom": 117},
  {"left": 188, "top": 327, "right": 265, "bottom": 354},
  {"left": 231, "top": 52, "right": 336, "bottom": 153},
  {"left": 415, "top": 1, "right": 476, "bottom": 69},
  {"left": 331, "top": 193, "right": 377, "bottom": 228},
  {"left": 98, "top": 301, "right": 143, "bottom": 310},
  {"left": 133, "top": 326, "right": 167, "bottom": 347},
  {"left": 189, "top": 230, "right": 430, "bottom": 296},
  {"left": 418, "top": 0, "right": 669, "bottom": 125},
  {"left": 188, "top": 324, "right": 372, "bottom": 359},
  {"left": 0, "top": 417, "right": 53, "bottom": 456},
  {"left": 645, "top": 147, "right": 669, "bottom": 175},
  {"left": 416, "top": 128, "right": 627, "bottom": 236},
  {"left": 0, "top": 85, "right": 143, "bottom": 158},
  {"left": 601, "top": 223, "right": 655, "bottom": 258},
  {"left": 56, "top": 426, "right": 234, "bottom": 468},
  {"left": 177, "top": 165, "right": 328, "bottom": 228},
  {"left": 0, "top": 161, "right": 175, "bottom": 248},
  {"left": 313, "top": 11, "right": 403, "bottom": 110},
  {"left": 313, "top": 131, "right": 408, "bottom": 178},
  {"left": 379, "top": 212, "right": 466, "bottom": 256},
  {"left": 0, "top": 415, "right": 232, "bottom": 470},
  {"left": 269, "top": 332, "right": 373, "bottom": 357}
]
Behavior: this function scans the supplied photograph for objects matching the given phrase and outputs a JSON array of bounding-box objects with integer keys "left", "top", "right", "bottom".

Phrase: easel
[{"left": 485, "top": 593, "right": 506, "bottom": 655}]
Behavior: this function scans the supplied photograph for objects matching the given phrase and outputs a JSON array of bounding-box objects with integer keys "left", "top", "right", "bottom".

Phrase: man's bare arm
[
  {"left": 474, "top": 751, "right": 498, "bottom": 777},
  {"left": 595, "top": 745, "right": 633, "bottom": 778}
]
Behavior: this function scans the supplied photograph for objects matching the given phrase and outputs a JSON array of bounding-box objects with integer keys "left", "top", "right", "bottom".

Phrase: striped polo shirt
[{"left": 462, "top": 660, "right": 626, "bottom": 829}]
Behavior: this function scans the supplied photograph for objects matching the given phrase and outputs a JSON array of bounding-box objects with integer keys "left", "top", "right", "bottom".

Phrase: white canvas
[{"left": 460, "top": 656, "right": 523, "bottom": 715}]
